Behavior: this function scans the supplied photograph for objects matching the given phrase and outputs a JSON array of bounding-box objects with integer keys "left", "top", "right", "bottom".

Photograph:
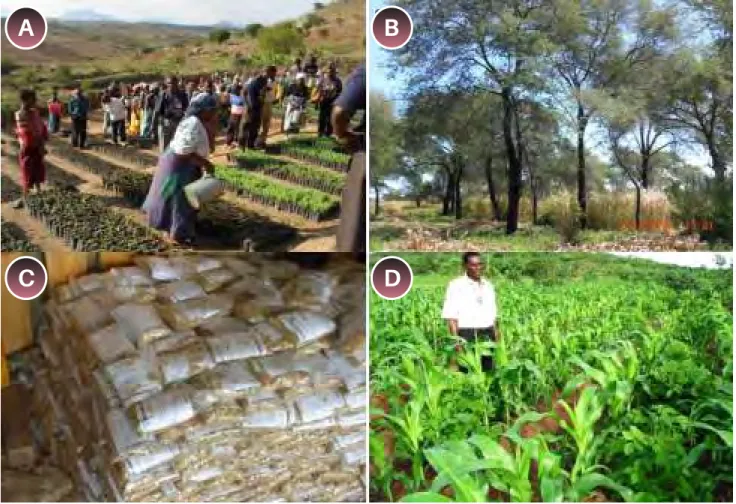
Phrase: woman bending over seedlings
[
  {"left": 13, "top": 89, "right": 49, "bottom": 208},
  {"left": 142, "top": 93, "right": 218, "bottom": 246}
]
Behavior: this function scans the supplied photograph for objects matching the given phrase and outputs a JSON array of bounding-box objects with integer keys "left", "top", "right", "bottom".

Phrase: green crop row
[
  {"left": 102, "top": 170, "right": 153, "bottom": 206},
  {"left": 278, "top": 141, "right": 351, "bottom": 171},
  {"left": 25, "top": 189, "right": 167, "bottom": 251},
  {"left": 90, "top": 141, "right": 158, "bottom": 167},
  {"left": 1, "top": 173, "right": 22, "bottom": 202},
  {"left": 48, "top": 141, "right": 124, "bottom": 179},
  {"left": 282, "top": 134, "right": 346, "bottom": 153},
  {"left": 231, "top": 151, "right": 346, "bottom": 195},
  {"left": 370, "top": 253, "right": 733, "bottom": 503},
  {"left": 215, "top": 164, "right": 340, "bottom": 219},
  {"left": 1, "top": 218, "right": 38, "bottom": 251}
]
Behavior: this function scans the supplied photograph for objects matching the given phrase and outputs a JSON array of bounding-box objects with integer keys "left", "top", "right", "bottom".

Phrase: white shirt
[
  {"left": 169, "top": 116, "right": 210, "bottom": 158},
  {"left": 105, "top": 97, "right": 127, "bottom": 122},
  {"left": 441, "top": 275, "right": 497, "bottom": 329}
]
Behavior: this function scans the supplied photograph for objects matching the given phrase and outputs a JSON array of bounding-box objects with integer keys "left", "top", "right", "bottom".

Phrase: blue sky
[
  {"left": 370, "top": 0, "right": 407, "bottom": 104},
  {"left": 1, "top": 0, "right": 317, "bottom": 26}
]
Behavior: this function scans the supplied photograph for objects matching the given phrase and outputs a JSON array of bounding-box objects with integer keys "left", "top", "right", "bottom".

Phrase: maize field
[{"left": 370, "top": 253, "right": 733, "bottom": 502}]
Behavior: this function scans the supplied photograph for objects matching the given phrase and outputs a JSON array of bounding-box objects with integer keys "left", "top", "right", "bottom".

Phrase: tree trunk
[
  {"left": 373, "top": 185, "right": 381, "bottom": 216},
  {"left": 532, "top": 182, "right": 539, "bottom": 225},
  {"left": 454, "top": 164, "right": 463, "bottom": 220},
  {"left": 415, "top": 197, "right": 421, "bottom": 208},
  {"left": 634, "top": 184, "right": 642, "bottom": 231},
  {"left": 484, "top": 153, "right": 502, "bottom": 221},
  {"left": 576, "top": 100, "right": 588, "bottom": 229},
  {"left": 442, "top": 170, "right": 453, "bottom": 216},
  {"left": 706, "top": 135, "right": 726, "bottom": 183},
  {"left": 502, "top": 87, "right": 522, "bottom": 234},
  {"left": 641, "top": 156, "right": 650, "bottom": 190}
]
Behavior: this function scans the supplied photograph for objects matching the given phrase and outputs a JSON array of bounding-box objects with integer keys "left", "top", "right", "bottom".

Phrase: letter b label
[{"left": 372, "top": 6, "right": 413, "bottom": 50}]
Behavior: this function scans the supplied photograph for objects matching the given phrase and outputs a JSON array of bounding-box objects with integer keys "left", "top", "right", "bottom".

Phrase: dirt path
[{"left": 0, "top": 156, "right": 71, "bottom": 252}]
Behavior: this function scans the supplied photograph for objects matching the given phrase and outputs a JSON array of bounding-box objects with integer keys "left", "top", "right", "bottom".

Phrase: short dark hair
[
  {"left": 462, "top": 252, "right": 481, "bottom": 265},
  {"left": 19, "top": 89, "right": 36, "bottom": 103}
]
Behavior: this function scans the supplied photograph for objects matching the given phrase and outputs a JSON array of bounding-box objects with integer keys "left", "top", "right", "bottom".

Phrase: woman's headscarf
[{"left": 185, "top": 92, "right": 218, "bottom": 118}]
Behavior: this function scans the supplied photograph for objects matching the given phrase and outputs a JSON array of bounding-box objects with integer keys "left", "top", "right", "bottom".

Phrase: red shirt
[
  {"left": 48, "top": 101, "right": 62, "bottom": 116},
  {"left": 15, "top": 108, "right": 48, "bottom": 149}
]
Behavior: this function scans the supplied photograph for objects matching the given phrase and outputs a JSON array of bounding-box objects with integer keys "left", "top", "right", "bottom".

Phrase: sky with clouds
[{"left": 1, "top": 0, "right": 317, "bottom": 26}]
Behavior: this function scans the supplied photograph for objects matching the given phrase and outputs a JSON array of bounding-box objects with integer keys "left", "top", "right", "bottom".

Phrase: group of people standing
[
  {"left": 221, "top": 56, "right": 344, "bottom": 149},
  {"left": 100, "top": 78, "right": 188, "bottom": 153},
  {"left": 87, "top": 54, "right": 343, "bottom": 155},
  {"left": 45, "top": 86, "right": 91, "bottom": 149}
]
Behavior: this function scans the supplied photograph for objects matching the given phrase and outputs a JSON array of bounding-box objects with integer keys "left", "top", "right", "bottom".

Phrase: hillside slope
[
  {"left": 2, "top": 0, "right": 363, "bottom": 76},
  {"left": 1, "top": 21, "right": 209, "bottom": 65}
]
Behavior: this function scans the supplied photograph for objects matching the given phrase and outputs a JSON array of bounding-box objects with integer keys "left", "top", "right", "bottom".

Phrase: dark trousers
[
  {"left": 111, "top": 120, "right": 126, "bottom": 144},
  {"left": 226, "top": 114, "right": 242, "bottom": 145},
  {"left": 318, "top": 102, "right": 333, "bottom": 136},
  {"left": 159, "top": 120, "right": 179, "bottom": 152},
  {"left": 70, "top": 117, "right": 87, "bottom": 148},
  {"left": 458, "top": 326, "right": 496, "bottom": 372},
  {"left": 242, "top": 112, "right": 261, "bottom": 149},
  {"left": 336, "top": 149, "right": 366, "bottom": 253}
]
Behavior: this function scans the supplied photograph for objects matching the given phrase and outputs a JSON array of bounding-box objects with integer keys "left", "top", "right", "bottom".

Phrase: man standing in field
[
  {"left": 442, "top": 252, "right": 499, "bottom": 372},
  {"left": 316, "top": 64, "right": 342, "bottom": 137},
  {"left": 68, "top": 86, "right": 89, "bottom": 149},
  {"left": 242, "top": 65, "right": 277, "bottom": 149},
  {"left": 156, "top": 76, "right": 189, "bottom": 152}
]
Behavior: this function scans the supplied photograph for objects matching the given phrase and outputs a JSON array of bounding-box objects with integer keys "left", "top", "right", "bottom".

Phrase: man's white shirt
[{"left": 441, "top": 275, "right": 497, "bottom": 329}]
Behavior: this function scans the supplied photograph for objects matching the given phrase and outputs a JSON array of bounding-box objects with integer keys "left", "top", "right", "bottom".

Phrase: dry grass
[
  {"left": 538, "top": 191, "right": 583, "bottom": 243},
  {"left": 586, "top": 191, "right": 672, "bottom": 231},
  {"left": 381, "top": 188, "right": 674, "bottom": 233}
]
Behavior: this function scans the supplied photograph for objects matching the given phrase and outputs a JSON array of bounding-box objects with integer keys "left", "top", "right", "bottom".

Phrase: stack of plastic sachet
[{"left": 35, "top": 254, "right": 366, "bottom": 502}]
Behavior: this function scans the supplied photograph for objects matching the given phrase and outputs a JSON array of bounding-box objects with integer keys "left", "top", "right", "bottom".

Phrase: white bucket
[{"left": 184, "top": 176, "right": 224, "bottom": 210}]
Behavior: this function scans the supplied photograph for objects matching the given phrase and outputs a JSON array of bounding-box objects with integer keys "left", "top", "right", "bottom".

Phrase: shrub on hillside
[
  {"left": 314, "top": 2, "right": 325, "bottom": 9},
  {"left": 318, "top": 28, "right": 330, "bottom": 38},
  {"left": 244, "top": 23, "right": 263, "bottom": 38},
  {"left": 304, "top": 13, "right": 326, "bottom": 30},
  {"left": 258, "top": 25, "right": 305, "bottom": 55},
  {"left": 1, "top": 57, "right": 19, "bottom": 75},
  {"left": 56, "top": 65, "right": 73, "bottom": 82},
  {"left": 209, "top": 29, "right": 231, "bottom": 44}
]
